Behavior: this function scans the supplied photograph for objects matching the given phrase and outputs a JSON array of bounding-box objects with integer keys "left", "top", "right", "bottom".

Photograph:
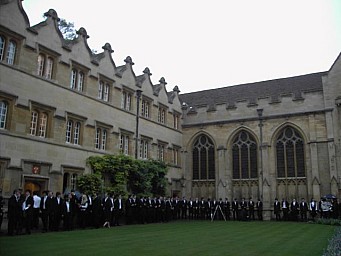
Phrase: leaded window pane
[
  {"left": 101, "top": 130, "right": 107, "bottom": 150},
  {"left": 45, "top": 57, "right": 53, "bottom": 79},
  {"left": 95, "top": 128, "right": 100, "bottom": 149},
  {"left": 66, "top": 120, "right": 72, "bottom": 143},
  {"left": 38, "top": 113, "right": 47, "bottom": 138},
  {"left": 296, "top": 141, "right": 305, "bottom": 177},
  {"left": 232, "top": 145, "right": 240, "bottom": 179},
  {"left": 232, "top": 131, "right": 258, "bottom": 179},
  {"left": 192, "top": 135, "right": 215, "bottom": 180},
  {"left": 77, "top": 72, "right": 84, "bottom": 91},
  {"left": 200, "top": 149, "right": 207, "bottom": 179},
  {"left": 0, "top": 36, "right": 5, "bottom": 61},
  {"left": 250, "top": 143, "right": 258, "bottom": 178},
  {"left": 286, "top": 141, "right": 295, "bottom": 177},
  {"left": 6, "top": 40, "right": 16, "bottom": 65},
  {"left": 241, "top": 144, "right": 249, "bottom": 179},
  {"left": 98, "top": 82, "right": 104, "bottom": 99},
  {"left": 0, "top": 101, "right": 8, "bottom": 129},
  {"left": 208, "top": 147, "right": 215, "bottom": 179},
  {"left": 70, "top": 70, "right": 77, "bottom": 89},
  {"left": 30, "top": 111, "right": 38, "bottom": 135},
  {"left": 193, "top": 148, "right": 199, "bottom": 180},
  {"left": 276, "top": 141, "right": 285, "bottom": 177},
  {"left": 276, "top": 126, "right": 306, "bottom": 178},
  {"left": 37, "top": 54, "right": 45, "bottom": 76},
  {"left": 73, "top": 122, "right": 80, "bottom": 145}
]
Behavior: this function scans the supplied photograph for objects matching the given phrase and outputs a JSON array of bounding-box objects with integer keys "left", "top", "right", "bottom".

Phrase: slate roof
[
  {"left": 179, "top": 72, "right": 327, "bottom": 108},
  {"left": 115, "top": 65, "right": 127, "bottom": 77}
]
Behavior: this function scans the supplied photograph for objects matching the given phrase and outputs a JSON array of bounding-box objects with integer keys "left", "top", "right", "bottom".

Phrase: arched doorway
[
  {"left": 24, "top": 181, "right": 41, "bottom": 194},
  {"left": 23, "top": 175, "right": 49, "bottom": 196}
]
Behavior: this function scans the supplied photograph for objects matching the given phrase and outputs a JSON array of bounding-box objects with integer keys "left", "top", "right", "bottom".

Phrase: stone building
[
  {"left": 0, "top": 0, "right": 340, "bottom": 219},
  {"left": 180, "top": 60, "right": 341, "bottom": 219},
  {"left": 0, "top": 0, "right": 183, "bottom": 198}
]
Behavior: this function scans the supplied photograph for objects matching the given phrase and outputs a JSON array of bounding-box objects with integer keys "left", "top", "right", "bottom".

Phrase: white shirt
[
  {"left": 66, "top": 201, "right": 70, "bottom": 212},
  {"left": 33, "top": 195, "right": 41, "bottom": 208}
]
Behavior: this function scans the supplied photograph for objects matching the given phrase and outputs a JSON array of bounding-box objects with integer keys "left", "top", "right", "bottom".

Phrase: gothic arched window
[
  {"left": 192, "top": 135, "right": 215, "bottom": 180},
  {"left": 276, "top": 126, "right": 305, "bottom": 178},
  {"left": 232, "top": 131, "right": 258, "bottom": 179}
]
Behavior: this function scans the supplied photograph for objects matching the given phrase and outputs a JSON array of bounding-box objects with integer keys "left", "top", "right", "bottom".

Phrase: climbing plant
[{"left": 86, "top": 154, "right": 168, "bottom": 197}]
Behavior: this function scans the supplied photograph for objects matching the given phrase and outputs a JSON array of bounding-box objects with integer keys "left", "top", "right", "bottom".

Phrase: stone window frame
[
  {"left": 0, "top": 31, "right": 21, "bottom": 65},
  {"left": 98, "top": 75, "right": 113, "bottom": 102},
  {"left": 139, "top": 136, "right": 151, "bottom": 159},
  {"left": 36, "top": 45, "right": 58, "bottom": 80},
  {"left": 28, "top": 102, "right": 54, "bottom": 138},
  {"left": 65, "top": 113, "right": 86, "bottom": 145},
  {"left": 231, "top": 130, "right": 258, "bottom": 180},
  {"left": 121, "top": 89, "right": 132, "bottom": 111},
  {"left": 0, "top": 100, "right": 8, "bottom": 129},
  {"left": 119, "top": 132, "right": 131, "bottom": 156},
  {"left": 192, "top": 134, "right": 215, "bottom": 180},
  {"left": 173, "top": 111, "right": 181, "bottom": 130},
  {"left": 276, "top": 126, "right": 306, "bottom": 179},
  {"left": 141, "top": 97, "right": 151, "bottom": 118},
  {"left": 157, "top": 104, "right": 167, "bottom": 125},
  {"left": 69, "top": 61, "right": 88, "bottom": 92}
]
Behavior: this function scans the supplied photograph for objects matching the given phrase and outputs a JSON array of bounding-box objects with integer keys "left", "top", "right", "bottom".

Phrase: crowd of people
[
  {"left": 1, "top": 188, "right": 340, "bottom": 236},
  {"left": 273, "top": 197, "right": 341, "bottom": 222}
]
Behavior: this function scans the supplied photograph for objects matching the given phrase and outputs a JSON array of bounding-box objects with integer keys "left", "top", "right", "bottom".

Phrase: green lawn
[{"left": 0, "top": 221, "right": 335, "bottom": 256}]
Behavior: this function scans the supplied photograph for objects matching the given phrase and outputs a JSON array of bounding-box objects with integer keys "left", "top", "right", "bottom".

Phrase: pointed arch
[
  {"left": 191, "top": 133, "right": 216, "bottom": 180},
  {"left": 230, "top": 129, "right": 258, "bottom": 179},
  {"left": 275, "top": 125, "right": 306, "bottom": 178}
]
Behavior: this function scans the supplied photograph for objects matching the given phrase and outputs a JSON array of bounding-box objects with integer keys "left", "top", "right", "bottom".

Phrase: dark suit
[
  {"left": 274, "top": 200, "right": 281, "bottom": 220},
  {"left": 92, "top": 196, "right": 102, "bottom": 228},
  {"left": 113, "top": 198, "right": 123, "bottom": 226},
  {"left": 240, "top": 200, "right": 248, "bottom": 221},
  {"left": 281, "top": 200, "right": 289, "bottom": 221},
  {"left": 193, "top": 200, "right": 200, "bottom": 219},
  {"left": 40, "top": 195, "right": 52, "bottom": 232},
  {"left": 62, "top": 199, "right": 74, "bottom": 231},
  {"left": 232, "top": 200, "right": 239, "bottom": 220},
  {"left": 291, "top": 200, "right": 299, "bottom": 221},
  {"left": 103, "top": 197, "right": 113, "bottom": 224},
  {"left": 300, "top": 201, "right": 308, "bottom": 221},
  {"left": 7, "top": 194, "right": 21, "bottom": 235},
  {"left": 180, "top": 198, "right": 187, "bottom": 219},
  {"left": 248, "top": 200, "right": 255, "bottom": 220},
  {"left": 53, "top": 196, "right": 63, "bottom": 231},
  {"left": 256, "top": 200, "right": 263, "bottom": 220},
  {"left": 223, "top": 199, "right": 231, "bottom": 220},
  {"left": 309, "top": 200, "right": 318, "bottom": 220},
  {"left": 23, "top": 195, "right": 34, "bottom": 234}
]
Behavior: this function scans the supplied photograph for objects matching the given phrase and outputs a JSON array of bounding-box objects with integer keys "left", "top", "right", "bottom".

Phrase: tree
[{"left": 58, "top": 18, "right": 77, "bottom": 40}]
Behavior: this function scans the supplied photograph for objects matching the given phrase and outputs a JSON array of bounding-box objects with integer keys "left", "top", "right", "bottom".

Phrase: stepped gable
[{"left": 179, "top": 72, "right": 327, "bottom": 107}]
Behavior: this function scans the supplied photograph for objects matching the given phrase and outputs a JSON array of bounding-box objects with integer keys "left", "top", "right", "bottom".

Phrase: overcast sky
[{"left": 22, "top": 0, "right": 341, "bottom": 94}]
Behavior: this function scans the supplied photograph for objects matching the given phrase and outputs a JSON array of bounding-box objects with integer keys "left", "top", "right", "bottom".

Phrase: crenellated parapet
[{"left": 180, "top": 72, "right": 328, "bottom": 126}]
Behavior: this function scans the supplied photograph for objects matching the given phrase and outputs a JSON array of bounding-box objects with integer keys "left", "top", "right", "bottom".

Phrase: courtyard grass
[{"left": 0, "top": 221, "right": 335, "bottom": 256}]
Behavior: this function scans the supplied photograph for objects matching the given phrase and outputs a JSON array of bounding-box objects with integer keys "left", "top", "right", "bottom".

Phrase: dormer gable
[
  {"left": 0, "top": 0, "right": 30, "bottom": 36},
  {"left": 116, "top": 56, "right": 137, "bottom": 88},
  {"left": 153, "top": 77, "right": 169, "bottom": 103},
  {"left": 168, "top": 85, "right": 181, "bottom": 106},
  {"left": 30, "top": 9, "right": 65, "bottom": 52},
  {"left": 93, "top": 43, "right": 117, "bottom": 76},
  {"left": 138, "top": 67, "right": 154, "bottom": 94},
  {"left": 66, "top": 27, "right": 94, "bottom": 65}
]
